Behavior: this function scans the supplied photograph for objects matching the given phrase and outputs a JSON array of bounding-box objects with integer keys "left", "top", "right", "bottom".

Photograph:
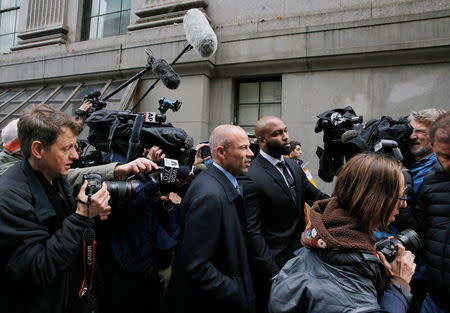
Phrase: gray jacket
[{"left": 269, "top": 248, "right": 412, "bottom": 313}]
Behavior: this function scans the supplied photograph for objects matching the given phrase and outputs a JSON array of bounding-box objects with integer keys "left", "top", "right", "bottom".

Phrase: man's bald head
[
  {"left": 254, "top": 116, "right": 290, "bottom": 158},
  {"left": 255, "top": 116, "right": 283, "bottom": 138},
  {"left": 209, "top": 124, "right": 254, "bottom": 176},
  {"left": 210, "top": 125, "right": 243, "bottom": 160}
]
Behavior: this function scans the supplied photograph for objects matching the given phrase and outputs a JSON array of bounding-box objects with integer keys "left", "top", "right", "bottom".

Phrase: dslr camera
[
  {"left": 375, "top": 229, "right": 422, "bottom": 263},
  {"left": 83, "top": 173, "right": 140, "bottom": 202}
]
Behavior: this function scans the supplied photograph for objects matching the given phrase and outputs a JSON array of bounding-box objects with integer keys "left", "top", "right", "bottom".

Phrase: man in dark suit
[
  {"left": 239, "top": 116, "right": 329, "bottom": 313},
  {"left": 167, "top": 125, "right": 255, "bottom": 313}
]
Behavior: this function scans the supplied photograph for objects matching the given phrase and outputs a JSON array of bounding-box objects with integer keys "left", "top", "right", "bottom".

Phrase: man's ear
[
  {"left": 257, "top": 136, "right": 265, "bottom": 145},
  {"left": 216, "top": 145, "right": 226, "bottom": 160},
  {"left": 30, "top": 141, "right": 44, "bottom": 159}
]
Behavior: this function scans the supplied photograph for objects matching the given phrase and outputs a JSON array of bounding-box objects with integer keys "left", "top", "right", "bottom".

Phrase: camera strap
[{"left": 79, "top": 196, "right": 96, "bottom": 299}]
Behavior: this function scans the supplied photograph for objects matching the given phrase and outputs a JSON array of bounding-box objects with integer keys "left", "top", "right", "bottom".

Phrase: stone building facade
[{"left": 1, "top": 0, "right": 449, "bottom": 191}]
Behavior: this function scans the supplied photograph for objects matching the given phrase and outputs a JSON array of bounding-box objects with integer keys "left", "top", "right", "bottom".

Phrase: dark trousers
[{"left": 97, "top": 261, "right": 162, "bottom": 313}]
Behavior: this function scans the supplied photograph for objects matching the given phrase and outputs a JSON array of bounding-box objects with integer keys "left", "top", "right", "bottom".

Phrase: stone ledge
[
  {"left": 134, "top": 0, "right": 207, "bottom": 18},
  {"left": 11, "top": 38, "right": 66, "bottom": 51},
  {"left": 17, "top": 25, "right": 68, "bottom": 40}
]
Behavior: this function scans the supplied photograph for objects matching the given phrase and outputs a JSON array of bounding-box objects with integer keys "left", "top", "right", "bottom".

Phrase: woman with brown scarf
[{"left": 269, "top": 152, "right": 416, "bottom": 313}]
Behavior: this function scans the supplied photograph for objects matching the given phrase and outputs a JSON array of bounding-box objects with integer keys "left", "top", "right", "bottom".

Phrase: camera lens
[
  {"left": 394, "top": 229, "right": 423, "bottom": 255},
  {"left": 105, "top": 180, "right": 140, "bottom": 202}
]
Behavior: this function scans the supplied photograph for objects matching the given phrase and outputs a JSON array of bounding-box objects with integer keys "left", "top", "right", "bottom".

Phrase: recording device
[
  {"left": 200, "top": 145, "right": 211, "bottom": 159},
  {"left": 145, "top": 49, "right": 180, "bottom": 89},
  {"left": 159, "top": 97, "right": 181, "bottom": 114},
  {"left": 134, "top": 158, "right": 180, "bottom": 186},
  {"left": 375, "top": 229, "right": 422, "bottom": 263},
  {"left": 75, "top": 90, "right": 107, "bottom": 118},
  {"left": 374, "top": 139, "right": 403, "bottom": 162},
  {"left": 83, "top": 173, "right": 140, "bottom": 202},
  {"left": 142, "top": 98, "right": 182, "bottom": 124},
  {"left": 183, "top": 8, "right": 218, "bottom": 58},
  {"left": 317, "top": 111, "right": 363, "bottom": 131},
  {"left": 72, "top": 150, "right": 105, "bottom": 168}
]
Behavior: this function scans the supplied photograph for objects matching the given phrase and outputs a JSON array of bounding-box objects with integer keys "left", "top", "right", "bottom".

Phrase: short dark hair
[
  {"left": 333, "top": 152, "right": 402, "bottom": 234},
  {"left": 289, "top": 140, "right": 301, "bottom": 153},
  {"left": 18, "top": 104, "right": 81, "bottom": 159},
  {"left": 430, "top": 112, "right": 450, "bottom": 145}
]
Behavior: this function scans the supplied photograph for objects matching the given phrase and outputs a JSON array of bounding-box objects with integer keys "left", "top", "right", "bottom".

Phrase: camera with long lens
[
  {"left": 83, "top": 173, "right": 140, "bottom": 203},
  {"left": 375, "top": 229, "right": 423, "bottom": 263}
]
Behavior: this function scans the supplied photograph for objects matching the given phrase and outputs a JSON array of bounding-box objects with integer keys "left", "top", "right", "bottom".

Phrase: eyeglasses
[{"left": 397, "top": 187, "right": 408, "bottom": 205}]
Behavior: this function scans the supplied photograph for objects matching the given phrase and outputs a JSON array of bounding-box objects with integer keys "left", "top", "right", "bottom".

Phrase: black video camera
[
  {"left": 375, "top": 229, "right": 422, "bottom": 263},
  {"left": 75, "top": 90, "right": 107, "bottom": 119},
  {"left": 83, "top": 173, "right": 140, "bottom": 203}
]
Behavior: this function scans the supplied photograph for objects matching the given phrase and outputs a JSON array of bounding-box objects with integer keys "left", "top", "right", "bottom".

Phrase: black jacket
[
  {"left": 167, "top": 165, "right": 255, "bottom": 313},
  {"left": 415, "top": 162, "right": 450, "bottom": 312},
  {"left": 0, "top": 160, "right": 93, "bottom": 313},
  {"left": 239, "top": 154, "right": 328, "bottom": 279}
]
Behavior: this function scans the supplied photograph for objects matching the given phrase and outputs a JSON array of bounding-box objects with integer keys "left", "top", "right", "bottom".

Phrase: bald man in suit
[
  {"left": 239, "top": 116, "right": 329, "bottom": 313},
  {"left": 168, "top": 125, "right": 256, "bottom": 313}
]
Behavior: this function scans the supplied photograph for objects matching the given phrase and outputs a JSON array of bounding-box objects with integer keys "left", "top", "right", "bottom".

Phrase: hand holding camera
[
  {"left": 378, "top": 244, "right": 416, "bottom": 284},
  {"left": 194, "top": 142, "right": 211, "bottom": 166},
  {"left": 76, "top": 179, "right": 111, "bottom": 221}
]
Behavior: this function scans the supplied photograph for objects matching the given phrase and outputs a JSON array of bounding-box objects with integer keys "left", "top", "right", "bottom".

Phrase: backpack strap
[
  {"left": 106, "top": 115, "right": 121, "bottom": 163},
  {"left": 126, "top": 113, "right": 144, "bottom": 163}
]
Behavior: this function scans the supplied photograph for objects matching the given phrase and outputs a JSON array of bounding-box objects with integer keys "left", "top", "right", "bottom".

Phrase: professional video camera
[
  {"left": 84, "top": 173, "right": 140, "bottom": 203},
  {"left": 375, "top": 229, "right": 422, "bottom": 263},
  {"left": 315, "top": 106, "right": 413, "bottom": 182}
]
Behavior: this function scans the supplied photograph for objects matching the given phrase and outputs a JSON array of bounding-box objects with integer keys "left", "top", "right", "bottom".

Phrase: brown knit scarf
[{"left": 301, "top": 197, "right": 376, "bottom": 254}]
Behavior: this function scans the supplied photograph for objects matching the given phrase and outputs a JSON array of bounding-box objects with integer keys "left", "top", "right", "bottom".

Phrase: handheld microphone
[{"left": 183, "top": 8, "right": 218, "bottom": 58}]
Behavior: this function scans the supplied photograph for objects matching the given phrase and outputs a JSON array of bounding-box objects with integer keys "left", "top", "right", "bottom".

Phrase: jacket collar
[
  {"left": 20, "top": 159, "right": 74, "bottom": 223},
  {"left": 206, "top": 164, "right": 240, "bottom": 202}
]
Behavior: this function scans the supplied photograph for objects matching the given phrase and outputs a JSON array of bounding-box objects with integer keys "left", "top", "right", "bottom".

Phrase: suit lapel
[{"left": 256, "top": 155, "right": 296, "bottom": 205}]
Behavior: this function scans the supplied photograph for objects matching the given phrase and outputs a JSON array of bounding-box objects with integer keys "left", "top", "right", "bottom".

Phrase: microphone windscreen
[
  {"left": 341, "top": 129, "right": 358, "bottom": 143},
  {"left": 152, "top": 58, "right": 180, "bottom": 89},
  {"left": 183, "top": 9, "right": 217, "bottom": 58}
]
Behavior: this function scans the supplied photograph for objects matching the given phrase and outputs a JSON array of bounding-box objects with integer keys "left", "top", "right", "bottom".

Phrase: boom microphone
[
  {"left": 151, "top": 58, "right": 180, "bottom": 90},
  {"left": 183, "top": 8, "right": 218, "bottom": 58},
  {"left": 145, "top": 50, "right": 180, "bottom": 90}
]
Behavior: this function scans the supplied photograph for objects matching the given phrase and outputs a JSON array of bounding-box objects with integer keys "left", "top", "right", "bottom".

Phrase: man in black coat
[
  {"left": 239, "top": 116, "right": 329, "bottom": 313},
  {"left": 0, "top": 104, "right": 111, "bottom": 313},
  {"left": 414, "top": 112, "right": 450, "bottom": 313},
  {"left": 167, "top": 124, "right": 255, "bottom": 313}
]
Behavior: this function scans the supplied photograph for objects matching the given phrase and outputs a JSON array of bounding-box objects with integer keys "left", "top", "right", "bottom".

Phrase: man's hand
[
  {"left": 76, "top": 180, "right": 111, "bottom": 221},
  {"left": 160, "top": 192, "right": 181, "bottom": 211},
  {"left": 144, "top": 146, "right": 166, "bottom": 162},
  {"left": 114, "top": 157, "right": 159, "bottom": 178},
  {"left": 193, "top": 143, "right": 211, "bottom": 166},
  {"left": 378, "top": 244, "right": 416, "bottom": 284},
  {"left": 78, "top": 100, "right": 93, "bottom": 112}
]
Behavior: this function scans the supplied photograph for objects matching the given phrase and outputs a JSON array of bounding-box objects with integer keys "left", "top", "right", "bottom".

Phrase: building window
[
  {"left": 235, "top": 78, "right": 282, "bottom": 133},
  {"left": 81, "top": 0, "right": 130, "bottom": 41},
  {"left": 0, "top": 79, "right": 136, "bottom": 145},
  {"left": 0, "top": 0, "right": 21, "bottom": 54}
]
